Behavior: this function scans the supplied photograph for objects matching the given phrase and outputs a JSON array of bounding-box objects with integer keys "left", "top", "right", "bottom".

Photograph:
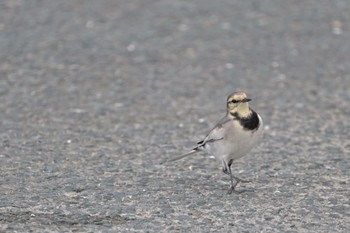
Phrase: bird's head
[{"left": 226, "top": 91, "right": 252, "bottom": 117}]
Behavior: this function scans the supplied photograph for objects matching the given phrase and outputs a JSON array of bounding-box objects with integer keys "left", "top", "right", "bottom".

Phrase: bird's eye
[{"left": 231, "top": 99, "right": 239, "bottom": 103}]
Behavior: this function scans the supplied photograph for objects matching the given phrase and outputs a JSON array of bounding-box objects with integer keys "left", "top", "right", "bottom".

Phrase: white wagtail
[{"left": 166, "top": 92, "right": 263, "bottom": 194}]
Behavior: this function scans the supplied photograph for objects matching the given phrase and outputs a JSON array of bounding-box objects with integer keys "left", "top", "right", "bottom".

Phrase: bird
[{"left": 166, "top": 91, "right": 263, "bottom": 194}]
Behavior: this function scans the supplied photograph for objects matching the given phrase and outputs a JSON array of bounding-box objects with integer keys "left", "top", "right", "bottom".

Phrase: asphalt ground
[{"left": 0, "top": 0, "right": 349, "bottom": 232}]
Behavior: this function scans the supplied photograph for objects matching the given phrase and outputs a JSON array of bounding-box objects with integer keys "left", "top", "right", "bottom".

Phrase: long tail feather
[{"left": 160, "top": 148, "right": 199, "bottom": 164}]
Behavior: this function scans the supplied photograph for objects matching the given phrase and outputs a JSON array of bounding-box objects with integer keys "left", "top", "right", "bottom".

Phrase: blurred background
[{"left": 0, "top": 0, "right": 349, "bottom": 232}]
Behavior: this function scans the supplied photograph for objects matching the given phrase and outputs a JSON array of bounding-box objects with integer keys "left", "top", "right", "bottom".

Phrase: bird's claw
[
  {"left": 235, "top": 177, "right": 251, "bottom": 183},
  {"left": 227, "top": 186, "right": 244, "bottom": 194}
]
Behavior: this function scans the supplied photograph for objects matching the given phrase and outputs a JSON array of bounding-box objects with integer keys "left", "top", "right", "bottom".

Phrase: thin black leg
[
  {"left": 227, "top": 164, "right": 241, "bottom": 194},
  {"left": 226, "top": 159, "right": 251, "bottom": 194}
]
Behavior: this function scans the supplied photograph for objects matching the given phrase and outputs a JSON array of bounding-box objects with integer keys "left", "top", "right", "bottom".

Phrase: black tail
[{"left": 160, "top": 147, "right": 200, "bottom": 164}]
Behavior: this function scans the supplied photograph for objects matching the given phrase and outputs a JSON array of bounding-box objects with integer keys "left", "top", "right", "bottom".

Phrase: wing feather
[{"left": 199, "top": 115, "right": 232, "bottom": 146}]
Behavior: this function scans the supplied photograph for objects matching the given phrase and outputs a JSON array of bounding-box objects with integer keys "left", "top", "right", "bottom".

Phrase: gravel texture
[{"left": 0, "top": 0, "right": 349, "bottom": 232}]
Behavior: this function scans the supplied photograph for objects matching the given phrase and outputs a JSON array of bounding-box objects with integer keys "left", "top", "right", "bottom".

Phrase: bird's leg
[
  {"left": 222, "top": 166, "right": 230, "bottom": 175},
  {"left": 234, "top": 176, "right": 251, "bottom": 183},
  {"left": 224, "top": 159, "right": 251, "bottom": 182},
  {"left": 225, "top": 159, "right": 251, "bottom": 194},
  {"left": 227, "top": 164, "right": 242, "bottom": 194}
]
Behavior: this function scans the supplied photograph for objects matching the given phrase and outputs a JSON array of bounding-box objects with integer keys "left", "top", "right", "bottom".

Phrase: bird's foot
[
  {"left": 234, "top": 177, "right": 251, "bottom": 183},
  {"left": 227, "top": 186, "right": 245, "bottom": 194},
  {"left": 227, "top": 177, "right": 252, "bottom": 194}
]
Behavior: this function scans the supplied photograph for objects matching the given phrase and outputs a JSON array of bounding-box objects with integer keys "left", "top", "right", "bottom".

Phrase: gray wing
[
  {"left": 198, "top": 115, "right": 232, "bottom": 146},
  {"left": 162, "top": 115, "right": 233, "bottom": 164}
]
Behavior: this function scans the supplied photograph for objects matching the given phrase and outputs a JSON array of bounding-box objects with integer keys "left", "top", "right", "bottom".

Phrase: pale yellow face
[{"left": 226, "top": 92, "right": 251, "bottom": 116}]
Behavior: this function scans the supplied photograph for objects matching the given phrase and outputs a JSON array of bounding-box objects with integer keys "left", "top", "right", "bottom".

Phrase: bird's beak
[{"left": 243, "top": 98, "right": 252, "bottom": 102}]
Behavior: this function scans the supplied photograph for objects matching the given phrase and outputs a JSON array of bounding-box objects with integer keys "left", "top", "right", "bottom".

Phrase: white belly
[{"left": 204, "top": 115, "right": 263, "bottom": 162}]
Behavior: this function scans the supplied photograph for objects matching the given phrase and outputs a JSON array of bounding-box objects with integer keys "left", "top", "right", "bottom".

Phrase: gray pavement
[{"left": 1, "top": 0, "right": 350, "bottom": 232}]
